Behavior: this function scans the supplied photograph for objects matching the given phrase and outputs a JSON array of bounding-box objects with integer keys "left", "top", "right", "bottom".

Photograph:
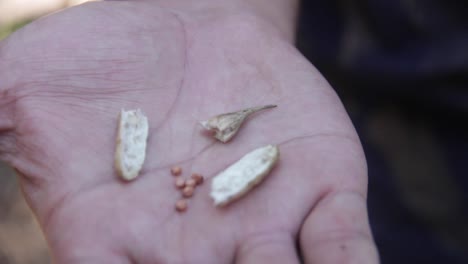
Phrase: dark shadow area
[{"left": 296, "top": 1, "right": 468, "bottom": 263}]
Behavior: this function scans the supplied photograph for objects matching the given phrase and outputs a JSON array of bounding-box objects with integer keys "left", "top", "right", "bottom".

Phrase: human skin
[{"left": 0, "top": 0, "right": 379, "bottom": 263}]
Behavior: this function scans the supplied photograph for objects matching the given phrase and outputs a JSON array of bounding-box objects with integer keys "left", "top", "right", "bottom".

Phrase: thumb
[
  {"left": 300, "top": 191, "right": 379, "bottom": 264},
  {"left": 235, "top": 231, "right": 300, "bottom": 264}
]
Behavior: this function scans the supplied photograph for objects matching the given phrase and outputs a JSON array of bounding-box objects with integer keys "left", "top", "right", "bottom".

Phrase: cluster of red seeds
[{"left": 170, "top": 166, "right": 204, "bottom": 212}]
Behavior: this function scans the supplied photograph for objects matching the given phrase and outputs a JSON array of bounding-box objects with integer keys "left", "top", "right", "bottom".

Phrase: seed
[
  {"left": 185, "top": 178, "right": 196, "bottom": 187},
  {"left": 200, "top": 104, "right": 277, "bottom": 143},
  {"left": 171, "top": 166, "right": 182, "bottom": 176},
  {"left": 182, "top": 186, "right": 194, "bottom": 197},
  {"left": 191, "top": 173, "right": 204, "bottom": 185},
  {"left": 175, "top": 178, "right": 185, "bottom": 189},
  {"left": 175, "top": 199, "right": 188, "bottom": 212}
]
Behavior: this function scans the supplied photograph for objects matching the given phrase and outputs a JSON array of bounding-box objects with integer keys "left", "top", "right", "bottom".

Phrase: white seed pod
[
  {"left": 210, "top": 145, "right": 280, "bottom": 206},
  {"left": 115, "top": 109, "right": 149, "bottom": 181},
  {"left": 200, "top": 105, "right": 277, "bottom": 143}
]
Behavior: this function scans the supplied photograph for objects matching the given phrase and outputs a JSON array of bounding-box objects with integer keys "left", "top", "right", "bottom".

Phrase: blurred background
[
  {"left": 0, "top": 1, "right": 93, "bottom": 263},
  {"left": 1, "top": 1, "right": 467, "bottom": 264},
  {"left": 297, "top": 1, "right": 468, "bottom": 264}
]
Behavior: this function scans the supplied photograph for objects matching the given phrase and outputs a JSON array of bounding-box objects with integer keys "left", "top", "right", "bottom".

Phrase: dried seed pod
[
  {"left": 210, "top": 145, "right": 279, "bottom": 207},
  {"left": 200, "top": 105, "right": 277, "bottom": 143},
  {"left": 115, "top": 109, "right": 149, "bottom": 181}
]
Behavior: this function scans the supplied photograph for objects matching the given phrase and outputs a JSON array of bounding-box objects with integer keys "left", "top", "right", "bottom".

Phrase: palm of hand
[{"left": 0, "top": 2, "right": 373, "bottom": 263}]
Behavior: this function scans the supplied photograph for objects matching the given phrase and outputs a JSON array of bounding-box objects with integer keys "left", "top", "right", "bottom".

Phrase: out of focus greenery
[{"left": 0, "top": 19, "right": 32, "bottom": 40}]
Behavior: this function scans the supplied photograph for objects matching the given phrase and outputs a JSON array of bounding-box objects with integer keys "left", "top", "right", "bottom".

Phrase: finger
[
  {"left": 300, "top": 191, "right": 379, "bottom": 264},
  {"left": 236, "top": 231, "right": 300, "bottom": 264}
]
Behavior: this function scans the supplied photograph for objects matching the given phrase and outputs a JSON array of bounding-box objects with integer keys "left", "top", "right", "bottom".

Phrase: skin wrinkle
[
  {"left": 13, "top": 141, "right": 54, "bottom": 188},
  {"left": 0, "top": 131, "right": 17, "bottom": 161},
  {"left": 16, "top": 108, "right": 72, "bottom": 170},
  {"left": 236, "top": 228, "right": 295, "bottom": 257},
  {"left": 14, "top": 154, "right": 57, "bottom": 189},
  {"left": 299, "top": 190, "right": 372, "bottom": 247},
  {"left": 39, "top": 71, "right": 143, "bottom": 85},
  {"left": 0, "top": 90, "right": 18, "bottom": 152},
  {"left": 3, "top": 47, "right": 144, "bottom": 81},
  {"left": 24, "top": 72, "right": 145, "bottom": 92},
  {"left": 305, "top": 226, "right": 373, "bottom": 249},
  {"left": 312, "top": 229, "right": 372, "bottom": 245},
  {"left": 277, "top": 132, "right": 361, "bottom": 150},
  {"left": 282, "top": 133, "right": 367, "bottom": 191},
  {"left": 297, "top": 183, "right": 334, "bottom": 236},
  {"left": 10, "top": 74, "right": 163, "bottom": 113},
  {"left": 26, "top": 86, "right": 156, "bottom": 101}
]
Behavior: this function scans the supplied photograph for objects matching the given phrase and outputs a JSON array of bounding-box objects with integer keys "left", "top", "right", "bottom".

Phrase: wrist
[{"left": 142, "top": 0, "right": 299, "bottom": 42}]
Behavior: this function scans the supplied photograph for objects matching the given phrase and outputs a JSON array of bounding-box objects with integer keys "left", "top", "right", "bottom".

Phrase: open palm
[{"left": 0, "top": 1, "right": 378, "bottom": 263}]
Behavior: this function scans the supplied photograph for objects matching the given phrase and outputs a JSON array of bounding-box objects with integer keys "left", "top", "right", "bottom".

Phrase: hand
[{"left": 0, "top": 1, "right": 378, "bottom": 263}]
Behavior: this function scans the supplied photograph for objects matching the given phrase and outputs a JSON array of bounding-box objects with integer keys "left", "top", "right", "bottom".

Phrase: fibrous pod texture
[
  {"left": 201, "top": 105, "right": 276, "bottom": 143},
  {"left": 210, "top": 145, "right": 280, "bottom": 206},
  {"left": 115, "top": 109, "right": 149, "bottom": 181}
]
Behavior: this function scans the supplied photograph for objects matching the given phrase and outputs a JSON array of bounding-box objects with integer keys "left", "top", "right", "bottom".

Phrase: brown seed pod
[{"left": 200, "top": 105, "right": 277, "bottom": 143}]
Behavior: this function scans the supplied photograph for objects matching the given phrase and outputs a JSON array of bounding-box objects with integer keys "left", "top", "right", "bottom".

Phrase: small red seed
[
  {"left": 185, "top": 178, "right": 196, "bottom": 187},
  {"left": 175, "top": 178, "right": 185, "bottom": 189},
  {"left": 171, "top": 166, "right": 182, "bottom": 176},
  {"left": 191, "top": 173, "right": 204, "bottom": 185},
  {"left": 182, "top": 186, "right": 194, "bottom": 197},
  {"left": 175, "top": 199, "right": 187, "bottom": 212}
]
